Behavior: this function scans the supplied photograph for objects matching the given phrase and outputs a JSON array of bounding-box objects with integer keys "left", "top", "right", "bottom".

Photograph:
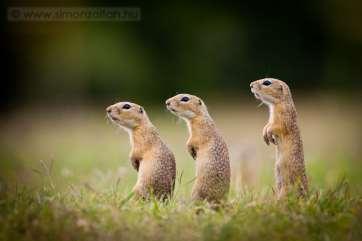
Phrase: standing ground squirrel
[
  {"left": 250, "top": 78, "right": 308, "bottom": 198},
  {"left": 107, "top": 102, "right": 176, "bottom": 200},
  {"left": 166, "top": 94, "right": 230, "bottom": 203}
]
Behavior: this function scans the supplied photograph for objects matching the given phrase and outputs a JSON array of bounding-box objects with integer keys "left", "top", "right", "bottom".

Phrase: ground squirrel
[
  {"left": 166, "top": 94, "right": 230, "bottom": 202},
  {"left": 107, "top": 102, "right": 176, "bottom": 200},
  {"left": 250, "top": 78, "right": 308, "bottom": 198}
]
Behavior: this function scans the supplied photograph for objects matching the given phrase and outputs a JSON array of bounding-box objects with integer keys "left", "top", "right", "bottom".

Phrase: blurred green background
[
  {"left": 2, "top": 0, "right": 362, "bottom": 195},
  {"left": 4, "top": 0, "right": 362, "bottom": 107}
]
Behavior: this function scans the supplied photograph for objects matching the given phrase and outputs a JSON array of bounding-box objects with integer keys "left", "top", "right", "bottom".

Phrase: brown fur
[
  {"left": 250, "top": 78, "right": 308, "bottom": 198},
  {"left": 107, "top": 102, "right": 176, "bottom": 200},
  {"left": 166, "top": 94, "right": 230, "bottom": 202}
]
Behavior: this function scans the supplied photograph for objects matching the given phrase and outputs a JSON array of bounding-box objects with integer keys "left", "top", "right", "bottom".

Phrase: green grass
[
  {"left": 0, "top": 102, "right": 361, "bottom": 241},
  {"left": 0, "top": 178, "right": 361, "bottom": 241}
]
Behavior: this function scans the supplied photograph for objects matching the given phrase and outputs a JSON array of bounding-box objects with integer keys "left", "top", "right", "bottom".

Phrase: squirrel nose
[
  {"left": 106, "top": 107, "right": 112, "bottom": 113},
  {"left": 166, "top": 101, "right": 171, "bottom": 106},
  {"left": 250, "top": 83, "right": 254, "bottom": 88}
]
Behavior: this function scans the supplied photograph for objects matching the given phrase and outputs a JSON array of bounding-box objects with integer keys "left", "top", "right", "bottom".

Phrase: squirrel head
[
  {"left": 106, "top": 102, "right": 149, "bottom": 130},
  {"left": 165, "top": 94, "right": 209, "bottom": 120},
  {"left": 250, "top": 78, "right": 292, "bottom": 105}
]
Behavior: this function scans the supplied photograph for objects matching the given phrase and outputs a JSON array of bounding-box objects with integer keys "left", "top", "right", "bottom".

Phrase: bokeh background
[{"left": 2, "top": 1, "right": 362, "bottom": 197}]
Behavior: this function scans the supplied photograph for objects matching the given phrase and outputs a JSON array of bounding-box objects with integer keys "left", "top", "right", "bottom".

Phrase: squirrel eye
[
  {"left": 262, "top": 80, "right": 272, "bottom": 86},
  {"left": 180, "top": 96, "right": 190, "bottom": 102},
  {"left": 122, "top": 104, "right": 131, "bottom": 109}
]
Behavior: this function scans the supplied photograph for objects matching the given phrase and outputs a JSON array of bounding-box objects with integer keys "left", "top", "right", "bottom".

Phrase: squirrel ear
[
  {"left": 280, "top": 83, "right": 291, "bottom": 97},
  {"left": 139, "top": 107, "right": 144, "bottom": 114},
  {"left": 279, "top": 84, "right": 283, "bottom": 92}
]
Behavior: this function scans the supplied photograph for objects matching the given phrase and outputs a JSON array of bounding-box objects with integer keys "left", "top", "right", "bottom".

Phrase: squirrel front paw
[
  {"left": 130, "top": 157, "right": 140, "bottom": 171},
  {"left": 263, "top": 124, "right": 277, "bottom": 145},
  {"left": 187, "top": 145, "right": 197, "bottom": 160}
]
